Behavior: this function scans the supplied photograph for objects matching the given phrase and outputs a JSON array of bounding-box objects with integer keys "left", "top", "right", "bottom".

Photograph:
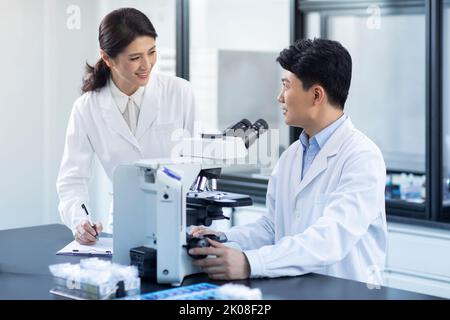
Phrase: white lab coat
[
  {"left": 57, "top": 72, "right": 198, "bottom": 234},
  {"left": 225, "top": 117, "right": 387, "bottom": 283}
]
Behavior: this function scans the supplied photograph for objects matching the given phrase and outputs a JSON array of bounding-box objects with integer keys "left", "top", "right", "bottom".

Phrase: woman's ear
[{"left": 100, "top": 50, "right": 113, "bottom": 68}]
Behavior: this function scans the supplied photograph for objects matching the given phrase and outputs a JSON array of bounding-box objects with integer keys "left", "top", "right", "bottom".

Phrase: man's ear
[
  {"left": 312, "top": 85, "right": 326, "bottom": 105},
  {"left": 100, "top": 50, "right": 113, "bottom": 68}
]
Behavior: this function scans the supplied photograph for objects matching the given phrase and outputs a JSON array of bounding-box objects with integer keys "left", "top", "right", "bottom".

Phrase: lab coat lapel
[
  {"left": 135, "top": 74, "right": 160, "bottom": 141},
  {"left": 98, "top": 86, "right": 141, "bottom": 150},
  {"left": 293, "top": 118, "right": 354, "bottom": 198},
  {"left": 294, "top": 151, "right": 328, "bottom": 197}
]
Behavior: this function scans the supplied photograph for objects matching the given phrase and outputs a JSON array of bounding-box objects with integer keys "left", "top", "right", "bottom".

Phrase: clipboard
[{"left": 56, "top": 237, "right": 113, "bottom": 257}]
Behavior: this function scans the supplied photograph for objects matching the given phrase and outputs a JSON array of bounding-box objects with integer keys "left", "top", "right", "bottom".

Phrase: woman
[{"left": 57, "top": 8, "right": 198, "bottom": 244}]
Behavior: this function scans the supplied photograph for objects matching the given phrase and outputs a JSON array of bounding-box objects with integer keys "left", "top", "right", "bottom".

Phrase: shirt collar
[
  {"left": 109, "top": 78, "right": 145, "bottom": 114},
  {"left": 299, "top": 130, "right": 311, "bottom": 150},
  {"left": 299, "top": 114, "right": 347, "bottom": 150}
]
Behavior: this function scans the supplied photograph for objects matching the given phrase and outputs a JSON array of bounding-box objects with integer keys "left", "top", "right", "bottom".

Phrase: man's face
[{"left": 277, "top": 70, "right": 315, "bottom": 127}]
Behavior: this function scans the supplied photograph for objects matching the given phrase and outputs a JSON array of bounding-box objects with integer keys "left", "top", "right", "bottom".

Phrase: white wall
[
  {"left": 42, "top": 0, "right": 100, "bottom": 227},
  {"left": 0, "top": 0, "right": 45, "bottom": 229},
  {"left": 0, "top": 0, "right": 101, "bottom": 230},
  {"left": 385, "top": 223, "right": 450, "bottom": 299},
  {"left": 0, "top": 0, "right": 175, "bottom": 230}
]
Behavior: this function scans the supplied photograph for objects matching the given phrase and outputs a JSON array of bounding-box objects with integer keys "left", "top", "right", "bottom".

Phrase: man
[{"left": 189, "top": 38, "right": 387, "bottom": 284}]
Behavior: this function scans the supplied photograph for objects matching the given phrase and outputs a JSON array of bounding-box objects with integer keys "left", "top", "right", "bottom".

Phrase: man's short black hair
[{"left": 276, "top": 38, "right": 352, "bottom": 109}]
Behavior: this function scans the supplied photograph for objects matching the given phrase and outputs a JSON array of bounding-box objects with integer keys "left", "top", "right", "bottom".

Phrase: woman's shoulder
[
  {"left": 152, "top": 72, "right": 192, "bottom": 91},
  {"left": 72, "top": 86, "right": 108, "bottom": 111}
]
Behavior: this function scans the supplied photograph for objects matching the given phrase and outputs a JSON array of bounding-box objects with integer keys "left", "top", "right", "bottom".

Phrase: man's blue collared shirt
[{"left": 299, "top": 115, "right": 347, "bottom": 180}]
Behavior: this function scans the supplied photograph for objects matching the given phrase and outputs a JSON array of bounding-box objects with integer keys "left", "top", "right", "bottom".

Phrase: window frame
[
  {"left": 298, "top": 1, "right": 429, "bottom": 221},
  {"left": 175, "top": 0, "right": 450, "bottom": 228}
]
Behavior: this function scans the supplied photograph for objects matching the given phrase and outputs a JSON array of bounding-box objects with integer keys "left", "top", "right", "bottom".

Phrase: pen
[{"left": 81, "top": 203, "right": 98, "bottom": 239}]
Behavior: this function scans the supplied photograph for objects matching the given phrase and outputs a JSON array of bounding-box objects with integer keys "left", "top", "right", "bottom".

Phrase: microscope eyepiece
[
  {"left": 244, "top": 119, "right": 269, "bottom": 149},
  {"left": 229, "top": 118, "right": 252, "bottom": 131},
  {"left": 223, "top": 118, "right": 252, "bottom": 136},
  {"left": 252, "top": 119, "right": 269, "bottom": 132},
  {"left": 209, "top": 118, "right": 269, "bottom": 149}
]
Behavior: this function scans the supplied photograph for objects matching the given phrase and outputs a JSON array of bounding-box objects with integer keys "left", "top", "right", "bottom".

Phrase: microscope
[{"left": 112, "top": 119, "right": 268, "bottom": 285}]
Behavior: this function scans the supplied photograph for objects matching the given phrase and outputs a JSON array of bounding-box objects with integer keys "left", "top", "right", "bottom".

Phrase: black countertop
[{"left": 0, "top": 224, "right": 439, "bottom": 300}]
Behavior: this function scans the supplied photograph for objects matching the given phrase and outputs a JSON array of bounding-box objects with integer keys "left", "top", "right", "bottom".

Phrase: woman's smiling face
[{"left": 103, "top": 36, "right": 157, "bottom": 95}]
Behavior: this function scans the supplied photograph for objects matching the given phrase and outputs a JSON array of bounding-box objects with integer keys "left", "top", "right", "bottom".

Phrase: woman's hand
[{"left": 75, "top": 220, "right": 103, "bottom": 245}]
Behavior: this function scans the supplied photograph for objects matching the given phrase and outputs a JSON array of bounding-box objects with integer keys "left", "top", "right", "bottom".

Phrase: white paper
[{"left": 56, "top": 237, "right": 113, "bottom": 256}]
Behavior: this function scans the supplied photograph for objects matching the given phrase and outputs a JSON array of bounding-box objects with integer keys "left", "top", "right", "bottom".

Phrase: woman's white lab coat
[
  {"left": 56, "top": 72, "right": 198, "bottom": 234},
  {"left": 225, "top": 118, "right": 388, "bottom": 283}
]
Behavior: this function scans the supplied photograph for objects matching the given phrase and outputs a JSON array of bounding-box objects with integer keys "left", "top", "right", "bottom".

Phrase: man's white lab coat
[{"left": 225, "top": 118, "right": 387, "bottom": 283}]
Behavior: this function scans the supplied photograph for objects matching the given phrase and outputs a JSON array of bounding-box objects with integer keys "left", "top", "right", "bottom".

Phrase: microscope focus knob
[
  {"left": 186, "top": 234, "right": 221, "bottom": 260},
  {"left": 187, "top": 237, "right": 209, "bottom": 259}
]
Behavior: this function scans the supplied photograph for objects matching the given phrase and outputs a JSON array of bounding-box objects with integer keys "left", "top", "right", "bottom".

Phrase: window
[
  {"left": 189, "top": 0, "right": 292, "bottom": 178},
  {"left": 297, "top": 0, "right": 450, "bottom": 225},
  {"left": 327, "top": 14, "right": 426, "bottom": 177},
  {"left": 326, "top": 11, "right": 428, "bottom": 218}
]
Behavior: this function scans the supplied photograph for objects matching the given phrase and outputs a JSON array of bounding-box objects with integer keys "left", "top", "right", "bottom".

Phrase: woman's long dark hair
[{"left": 82, "top": 8, "right": 157, "bottom": 93}]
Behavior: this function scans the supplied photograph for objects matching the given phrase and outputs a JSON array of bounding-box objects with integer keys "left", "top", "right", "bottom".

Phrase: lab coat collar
[
  {"left": 135, "top": 72, "right": 160, "bottom": 140},
  {"left": 109, "top": 78, "right": 145, "bottom": 114},
  {"left": 98, "top": 72, "right": 160, "bottom": 151},
  {"left": 299, "top": 114, "right": 347, "bottom": 151},
  {"left": 293, "top": 117, "right": 355, "bottom": 198}
]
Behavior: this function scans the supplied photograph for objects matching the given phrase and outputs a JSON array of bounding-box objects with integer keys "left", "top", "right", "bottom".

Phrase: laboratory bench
[{"left": 0, "top": 224, "right": 439, "bottom": 300}]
